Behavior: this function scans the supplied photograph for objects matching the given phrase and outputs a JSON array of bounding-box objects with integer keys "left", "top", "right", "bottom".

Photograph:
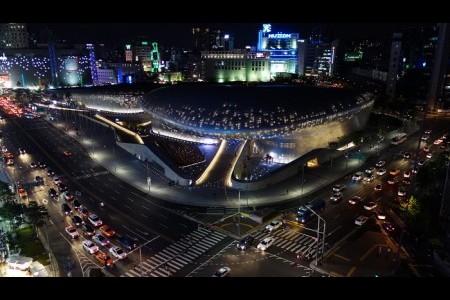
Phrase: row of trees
[{"left": 0, "top": 201, "right": 49, "bottom": 231}]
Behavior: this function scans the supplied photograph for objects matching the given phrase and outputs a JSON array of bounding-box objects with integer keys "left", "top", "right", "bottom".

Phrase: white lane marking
[
  {"left": 141, "top": 213, "right": 149, "bottom": 218},
  {"left": 127, "top": 197, "right": 135, "bottom": 202},
  {"left": 159, "top": 213, "right": 167, "bottom": 219},
  {"left": 158, "top": 223, "right": 168, "bottom": 229},
  {"left": 142, "top": 205, "right": 150, "bottom": 210},
  {"left": 124, "top": 204, "right": 132, "bottom": 210},
  {"left": 185, "top": 240, "right": 235, "bottom": 277}
]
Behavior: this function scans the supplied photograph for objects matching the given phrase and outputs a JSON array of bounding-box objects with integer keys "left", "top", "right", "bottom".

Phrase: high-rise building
[
  {"left": 386, "top": 33, "right": 403, "bottom": 98},
  {"left": 192, "top": 27, "right": 233, "bottom": 53},
  {"left": 428, "top": 23, "right": 450, "bottom": 110},
  {"left": 0, "top": 23, "right": 29, "bottom": 49},
  {"left": 299, "top": 39, "right": 337, "bottom": 77},
  {"left": 257, "top": 24, "right": 299, "bottom": 75}
]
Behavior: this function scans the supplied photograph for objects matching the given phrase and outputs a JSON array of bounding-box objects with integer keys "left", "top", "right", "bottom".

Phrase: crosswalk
[
  {"left": 121, "top": 227, "right": 227, "bottom": 277},
  {"left": 252, "top": 229, "right": 326, "bottom": 260}
]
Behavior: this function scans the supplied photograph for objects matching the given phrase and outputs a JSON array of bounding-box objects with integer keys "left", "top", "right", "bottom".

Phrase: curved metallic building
[{"left": 142, "top": 84, "right": 375, "bottom": 163}]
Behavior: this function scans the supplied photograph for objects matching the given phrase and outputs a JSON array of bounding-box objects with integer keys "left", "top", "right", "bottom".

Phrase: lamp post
[
  {"left": 146, "top": 162, "right": 151, "bottom": 192},
  {"left": 305, "top": 206, "right": 326, "bottom": 266},
  {"left": 301, "top": 163, "right": 305, "bottom": 195},
  {"left": 237, "top": 189, "right": 241, "bottom": 237}
]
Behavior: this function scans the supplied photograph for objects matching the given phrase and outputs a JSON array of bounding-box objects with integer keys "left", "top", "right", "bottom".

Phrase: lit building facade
[
  {"left": 96, "top": 68, "right": 117, "bottom": 85},
  {"left": 257, "top": 24, "right": 299, "bottom": 75},
  {"left": 0, "top": 23, "right": 29, "bottom": 49},
  {"left": 201, "top": 50, "right": 270, "bottom": 82},
  {"left": 0, "top": 48, "right": 93, "bottom": 88}
]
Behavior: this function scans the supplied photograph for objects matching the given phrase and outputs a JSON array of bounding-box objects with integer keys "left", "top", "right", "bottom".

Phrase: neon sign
[
  {"left": 263, "top": 24, "right": 272, "bottom": 33},
  {"left": 268, "top": 33, "right": 292, "bottom": 39}
]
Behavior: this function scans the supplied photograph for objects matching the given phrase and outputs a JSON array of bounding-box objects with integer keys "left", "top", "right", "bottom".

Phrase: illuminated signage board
[
  {"left": 268, "top": 33, "right": 292, "bottom": 39},
  {"left": 263, "top": 24, "right": 272, "bottom": 33},
  {"left": 125, "top": 44, "right": 131, "bottom": 50},
  {"left": 142, "top": 41, "right": 148, "bottom": 46}
]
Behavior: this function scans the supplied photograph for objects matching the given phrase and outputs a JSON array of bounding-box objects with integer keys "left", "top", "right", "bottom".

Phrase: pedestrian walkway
[
  {"left": 121, "top": 227, "right": 227, "bottom": 277},
  {"left": 252, "top": 228, "right": 329, "bottom": 260}
]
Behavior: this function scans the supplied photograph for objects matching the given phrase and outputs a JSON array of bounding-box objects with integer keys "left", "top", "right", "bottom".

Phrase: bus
[
  {"left": 391, "top": 133, "right": 407, "bottom": 145},
  {"left": 296, "top": 199, "right": 326, "bottom": 223}
]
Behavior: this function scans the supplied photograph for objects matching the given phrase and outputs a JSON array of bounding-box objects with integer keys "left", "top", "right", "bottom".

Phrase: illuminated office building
[{"left": 257, "top": 24, "right": 299, "bottom": 75}]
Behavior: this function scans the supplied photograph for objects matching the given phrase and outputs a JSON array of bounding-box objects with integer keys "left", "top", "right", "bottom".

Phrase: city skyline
[{"left": 25, "top": 23, "right": 433, "bottom": 49}]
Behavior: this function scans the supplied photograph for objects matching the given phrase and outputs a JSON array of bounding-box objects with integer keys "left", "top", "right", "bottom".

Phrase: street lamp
[{"left": 305, "top": 206, "right": 326, "bottom": 266}]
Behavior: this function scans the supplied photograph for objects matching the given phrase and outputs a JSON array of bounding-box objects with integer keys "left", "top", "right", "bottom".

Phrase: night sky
[{"left": 26, "top": 23, "right": 433, "bottom": 49}]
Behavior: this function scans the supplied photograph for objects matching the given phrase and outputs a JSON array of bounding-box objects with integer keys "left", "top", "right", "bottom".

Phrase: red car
[{"left": 63, "top": 151, "right": 72, "bottom": 156}]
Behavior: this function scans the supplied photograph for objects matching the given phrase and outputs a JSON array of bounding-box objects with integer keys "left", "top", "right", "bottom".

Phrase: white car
[
  {"left": 332, "top": 184, "right": 346, "bottom": 192},
  {"left": 92, "top": 234, "right": 110, "bottom": 246},
  {"left": 82, "top": 240, "right": 99, "bottom": 254},
  {"left": 398, "top": 188, "right": 407, "bottom": 197},
  {"left": 426, "top": 152, "right": 432, "bottom": 159},
  {"left": 376, "top": 168, "right": 386, "bottom": 176},
  {"left": 423, "top": 147, "right": 430, "bottom": 153},
  {"left": 355, "top": 215, "right": 369, "bottom": 226},
  {"left": 65, "top": 226, "right": 79, "bottom": 239},
  {"left": 365, "top": 167, "right": 376, "bottom": 174},
  {"left": 364, "top": 174, "right": 374, "bottom": 183},
  {"left": 403, "top": 171, "right": 411, "bottom": 178},
  {"left": 434, "top": 139, "right": 443, "bottom": 145},
  {"left": 364, "top": 202, "right": 378, "bottom": 211},
  {"left": 352, "top": 172, "right": 364, "bottom": 181},
  {"left": 109, "top": 246, "right": 127, "bottom": 260},
  {"left": 266, "top": 220, "right": 282, "bottom": 232},
  {"left": 376, "top": 211, "right": 387, "bottom": 220},
  {"left": 212, "top": 266, "right": 231, "bottom": 277},
  {"left": 348, "top": 195, "right": 362, "bottom": 205},
  {"left": 257, "top": 237, "right": 274, "bottom": 251},
  {"left": 330, "top": 192, "right": 343, "bottom": 203},
  {"left": 88, "top": 214, "right": 103, "bottom": 227},
  {"left": 375, "top": 160, "right": 386, "bottom": 168}
]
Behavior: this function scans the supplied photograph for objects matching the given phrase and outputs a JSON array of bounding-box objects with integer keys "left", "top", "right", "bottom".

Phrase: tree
[
  {"left": 24, "top": 201, "right": 49, "bottom": 229},
  {"left": 328, "top": 141, "right": 338, "bottom": 167}
]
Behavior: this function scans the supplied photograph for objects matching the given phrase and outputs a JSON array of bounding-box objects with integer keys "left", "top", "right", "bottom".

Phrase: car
[
  {"left": 355, "top": 215, "right": 369, "bottom": 226},
  {"left": 364, "top": 174, "right": 375, "bottom": 183},
  {"left": 426, "top": 152, "right": 432, "bottom": 159},
  {"left": 348, "top": 195, "right": 362, "bottom": 205},
  {"left": 365, "top": 167, "right": 376, "bottom": 174},
  {"left": 82, "top": 240, "right": 99, "bottom": 254},
  {"left": 425, "top": 129, "right": 432, "bottom": 135},
  {"left": 418, "top": 160, "right": 425, "bottom": 166},
  {"left": 100, "top": 225, "right": 116, "bottom": 237},
  {"left": 65, "top": 226, "right": 80, "bottom": 239},
  {"left": 93, "top": 234, "right": 110, "bottom": 247},
  {"left": 5, "top": 152, "right": 14, "bottom": 159},
  {"left": 57, "top": 183, "right": 67, "bottom": 192},
  {"left": 421, "top": 135, "right": 429, "bottom": 141},
  {"left": 266, "top": 220, "right": 282, "bottom": 232},
  {"left": 332, "top": 184, "right": 346, "bottom": 192},
  {"left": 423, "top": 147, "right": 430, "bottom": 153},
  {"left": 434, "top": 139, "right": 443, "bottom": 145},
  {"left": 382, "top": 222, "right": 395, "bottom": 232},
  {"left": 374, "top": 184, "right": 382, "bottom": 191},
  {"left": 376, "top": 211, "right": 386, "bottom": 220},
  {"left": 109, "top": 246, "right": 127, "bottom": 260},
  {"left": 390, "top": 169, "right": 401, "bottom": 176},
  {"left": 34, "top": 176, "right": 44, "bottom": 184},
  {"left": 78, "top": 207, "right": 90, "bottom": 219},
  {"left": 30, "top": 162, "right": 37, "bottom": 168},
  {"left": 18, "top": 148, "right": 26, "bottom": 154},
  {"left": 364, "top": 202, "right": 378, "bottom": 210},
  {"left": 352, "top": 172, "right": 364, "bottom": 181},
  {"left": 257, "top": 237, "right": 274, "bottom": 251},
  {"left": 402, "top": 152, "right": 412, "bottom": 159},
  {"left": 403, "top": 171, "right": 411, "bottom": 178},
  {"left": 376, "top": 168, "right": 386, "bottom": 176},
  {"left": 63, "top": 151, "right": 72, "bottom": 156},
  {"left": 63, "top": 191, "right": 74, "bottom": 201},
  {"left": 6, "top": 159, "right": 13, "bottom": 165},
  {"left": 117, "top": 236, "right": 138, "bottom": 250},
  {"left": 52, "top": 176, "right": 62, "bottom": 185},
  {"left": 388, "top": 176, "right": 398, "bottom": 185},
  {"left": 48, "top": 188, "right": 57, "bottom": 198},
  {"left": 81, "top": 224, "right": 95, "bottom": 236},
  {"left": 95, "top": 250, "right": 114, "bottom": 266},
  {"left": 38, "top": 161, "right": 46, "bottom": 168},
  {"left": 61, "top": 203, "right": 71, "bottom": 215},
  {"left": 71, "top": 215, "right": 84, "bottom": 226},
  {"left": 46, "top": 168, "right": 55, "bottom": 176},
  {"left": 398, "top": 187, "right": 407, "bottom": 197},
  {"left": 403, "top": 179, "right": 411, "bottom": 185},
  {"left": 237, "top": 236, "right": 255, "bottom": 250},
  {"left": 212, "top": 267, "right": 231, "bottom": 277},
  {"left": 411, "top": 167, "right": 418, "bottom": 174},
  {"left": 88, "top": 214, "right": 103, "bottom": 227},
  {"left": 72, "top": 199, "right": 82, "bottom": 209},
  {"left": 375, "top": 160, "right": 386, "bottom": 168},
  {"left": 330, "top": 192, "right": 344, "bottom": 203}
]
